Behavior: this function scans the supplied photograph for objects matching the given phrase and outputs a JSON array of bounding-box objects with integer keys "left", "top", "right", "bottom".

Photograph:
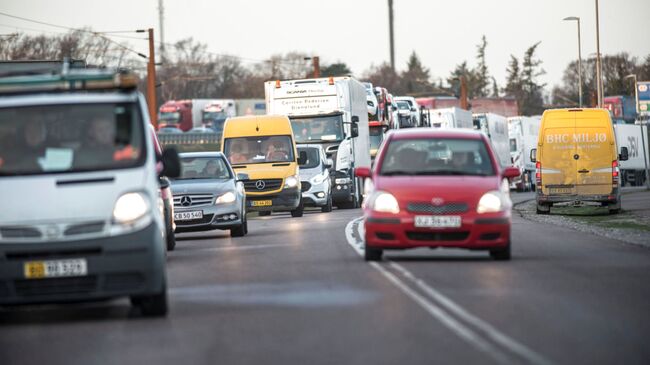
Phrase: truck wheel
[
  {"left": 608, "top": 202, "right": 621, "bottom": 215},
  {"left": 321, "top": 194, "right": 333, "bottom": 213},
  {"left": 536, "top": 203, "right": 550, "bottom": 215},
  {"left": 132, "top": 284, "right": 168, "bottom": 317},
  {"left": 291, "top": 201, "right": 304, "bottom": 217}
]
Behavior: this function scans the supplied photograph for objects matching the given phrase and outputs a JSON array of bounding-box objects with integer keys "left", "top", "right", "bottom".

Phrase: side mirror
[
  {"left": 411, "top": 107, "right": 417, "bottom": 112},
  {"left": 325, "top": 158, "right": 333, "bottom": 168},
  {"left": 503, "top": 166, "right": 521, "bottom": 179},
  {"left": 161, "top": 148, "right": 181, "bottom": 178},
  {"left": 298, "top": 150, "right": 308, "bottom": 165},
  {"left": 619, "top": 146, "right": 629, "bottom": 161},
  {"left": 530, "top": 148, "right": 537, "bottom": 163},
  {"left": 355, "top": 166, "right": 371, "bottom": 178},
  {"left": 236, "top": 173, "right": 249, "bottom": 181},
  {"left": 350, "top": 116, "right": 359, "bottom": 138}
]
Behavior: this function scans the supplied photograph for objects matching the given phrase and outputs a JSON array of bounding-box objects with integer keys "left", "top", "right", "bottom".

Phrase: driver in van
[{"left": 265, "top": 140, "right": 289, "bottom": 161}]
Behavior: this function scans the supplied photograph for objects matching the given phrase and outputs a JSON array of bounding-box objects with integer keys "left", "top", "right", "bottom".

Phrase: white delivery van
[
  {"left": 507, "top": 116, "right": 541, "bottom": 191},
  {"left": 473, "top": 113, "right": 510, "bottom": 167}
]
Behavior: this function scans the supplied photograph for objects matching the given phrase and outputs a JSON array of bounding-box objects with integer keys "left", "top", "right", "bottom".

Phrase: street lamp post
[
  {"left": 595, "top": 0, "right": 604, "bottom": 107},
  {"left": 625, "top": 74, "right": 650, "bottom": 189},
  {"left": 564, "top": 16, "right": 583, "bottom": 107}
]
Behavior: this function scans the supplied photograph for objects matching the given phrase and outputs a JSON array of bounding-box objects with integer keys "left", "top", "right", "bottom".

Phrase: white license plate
[
  {"left": 174, "top": 211, "right": 203, "bottom": 221},
  {"left": 414, "top": 215, "right": 462, "bottom": 228},
  {"left": 24, "top": 259, "right": 88, "bottom": 279}
]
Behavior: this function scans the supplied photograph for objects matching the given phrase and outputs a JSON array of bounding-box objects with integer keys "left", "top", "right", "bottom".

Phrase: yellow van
[
  {"left": 221, "top": 115, "right": 305, "bottom": 217},
  {"left": 532, "top": 108, "right": 629, "bottom": 214}
]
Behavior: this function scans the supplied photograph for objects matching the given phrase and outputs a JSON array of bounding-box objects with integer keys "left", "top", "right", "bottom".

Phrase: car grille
[
  {"left": 175, "top": 214, "right": 214, "bottom": 226},
  {"left": 173, "top": 194, "right": 214, "bottom": 208},
  {"left": 242, "top": 179, "right": 283, "bottom": 192},
  {"left": 407, "top": 202, "right": 469, "bottom": 214},
  {"left": 406, "top": 231, "right": 470, "bottom": 242},
  {"left": 0, "top": 226, "right": 41, "bottom": 238},
  {"left": 14, "top": 276, "right": 98, "bottom": 297},
  {"left": 64, "top": 221, "right": 105, "bottom": 236},
  {"left": 301, "top": 182, "right": 312, "bottom": 192}
]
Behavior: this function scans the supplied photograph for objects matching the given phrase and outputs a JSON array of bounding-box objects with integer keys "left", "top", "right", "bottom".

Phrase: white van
[{"left": 0, "top": 69, "right": 180, "bottom": 316}]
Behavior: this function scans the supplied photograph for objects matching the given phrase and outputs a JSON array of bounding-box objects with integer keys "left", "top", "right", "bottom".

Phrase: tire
[
  {"left": 364, "top": 246, "right": 383, "bottom": 261},
  {"left": 536, "top": 203, "right": 550, "bottom": 215},
  {"left": 259, "top": 211, "right": 271, "bottom": 217},
  {"left": 132, "top": 284, "right": 168, "bottom": 317},
  {"left": 608, "top": 202, "right": 621, "bottom": 215},
  {"left": 490, "top": 243, "right": 511, "bottom": 261},
  {"left": 321, "top": 194, "right": 333, "bottom": 213},
  {"left": 231, "top": 205, "right": 248, "bottom": 237},
  {"left": 291, "top": 200, "right": 304, "bottom": 217}
]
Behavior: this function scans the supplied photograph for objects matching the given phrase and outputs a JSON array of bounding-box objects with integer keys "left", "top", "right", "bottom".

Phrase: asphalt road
[{"left": 2, "top": 192, "right": 650, "bottom": 365}]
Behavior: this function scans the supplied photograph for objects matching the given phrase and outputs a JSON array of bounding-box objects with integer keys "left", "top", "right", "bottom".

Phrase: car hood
[
  {"left": 170, "top": 179, "right": 235, "bottom": 195},
  {"left": 299, "top": 167, "right": 325, "bottom": 181},
  {"left": 374, "top": 175, "right": 501, "bottom": 208}
]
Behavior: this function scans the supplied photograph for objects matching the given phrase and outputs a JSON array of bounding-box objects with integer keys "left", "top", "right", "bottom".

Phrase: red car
[{"left": 356, "top": 129, "right": 520, "bottom": 261}]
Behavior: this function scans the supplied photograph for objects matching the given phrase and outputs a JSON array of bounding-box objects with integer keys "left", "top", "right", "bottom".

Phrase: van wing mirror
[
  {"left": 298, "top": 150, "right": 308, "bottom": 165},
  {"left": 503, "top": 166, "right": 521, "bottom": 179},
  {"left": 530, "top": 148, "right": 537, "bottom": 163},
  {"left": 325, "top": 158, "right": 333, "bottom": 168},
  {"left": 236, "top": 173, "right": 249, "bottom": 181},
  {"left": 619, "top": 146, "right": 629, "bottom": 161},
  {"left": 350, "top": 116, "right": 359, "bottom": 138},
  {"left": 161, "top": 148, "right": 181, "bottom": 178}
]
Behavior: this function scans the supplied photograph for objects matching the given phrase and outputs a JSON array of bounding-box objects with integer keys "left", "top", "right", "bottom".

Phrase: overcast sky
[{"left": 2, "top": 0, "right": 649, "bottom": 93}]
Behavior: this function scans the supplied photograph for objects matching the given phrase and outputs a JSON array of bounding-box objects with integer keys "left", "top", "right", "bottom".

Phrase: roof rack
[{"left": 0, "top": 68, "right": 139, "bottom": 94}]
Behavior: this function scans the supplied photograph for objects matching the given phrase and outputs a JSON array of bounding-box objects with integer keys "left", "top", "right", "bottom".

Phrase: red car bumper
[{"left": 364, "top": 212, "right": 511, "bottom": 250}]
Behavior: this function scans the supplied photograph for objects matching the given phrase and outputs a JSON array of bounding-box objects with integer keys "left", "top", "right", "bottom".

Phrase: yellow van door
[
  {"left": 574, "top": 113, "right": 614, "bottom": 196},
  {"left": 541, "top": 113, "right": 577, "bottom": 196}
]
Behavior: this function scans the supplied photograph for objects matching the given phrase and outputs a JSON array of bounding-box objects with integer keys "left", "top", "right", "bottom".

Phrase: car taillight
[
  {"left": 535, "top": 161, "right": 541, "bottom": 186},
  {"left": 612, "top": 160, "right": 619, "bottom": 186}
]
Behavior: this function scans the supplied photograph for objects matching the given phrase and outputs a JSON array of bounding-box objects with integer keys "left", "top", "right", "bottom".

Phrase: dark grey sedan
[{"left": 170, "top": 152, "right": 248, "bottom": 237}]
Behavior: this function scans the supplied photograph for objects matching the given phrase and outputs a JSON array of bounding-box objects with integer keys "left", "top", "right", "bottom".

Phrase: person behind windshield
[
  {"left": 228, "top": 143, "right": 248, "bottom": 164},
  {"left": 12, "top": 117, "right": 48, "bottom": 171},
  {"left": 450, "top": 151, "right": 472, "bottom": 170},
  {"left": 200, "top": 159, "right": 222, "bottom": 178},
  {"left": 266, "top": 140, "right": 289, "bottom": 161},
  {"left": 76, "top": 116, "right": 133, "bottom": 168}
]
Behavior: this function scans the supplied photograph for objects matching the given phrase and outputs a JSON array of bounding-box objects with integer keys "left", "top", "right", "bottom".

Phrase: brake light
[
  {"left": 535, "top": 161, "right": 542, "bottom": 186},
  {"left": 612, "top": 160, "right": 619, "bottom": 185},
  {"left": 275, "top": 80, "right": 281, "bottom": 88}
]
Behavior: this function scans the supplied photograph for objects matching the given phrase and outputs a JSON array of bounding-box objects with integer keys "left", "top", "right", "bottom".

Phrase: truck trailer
[
  {"left": 428, "top": 107, "right": 473, "bottom": 129},
  {"left": 614, "top": 124, "right": 649, "bottom": 186}
]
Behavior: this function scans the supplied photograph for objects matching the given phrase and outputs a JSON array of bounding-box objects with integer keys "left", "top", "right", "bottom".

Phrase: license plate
[
  {"left": 174, "top": 210, "right": 203, "bottom": 221},
  {"left": 549, "top": 188, "right": 573, "bottom": 194},
  {"left": 414, "top": 215, "right": 462, "bottom": 228},
  {"left": 250, "top": 200, "right": 272, "bottom": 207},
  {"left": 24, "top": 259, "right": 87, "bottom": 279}
]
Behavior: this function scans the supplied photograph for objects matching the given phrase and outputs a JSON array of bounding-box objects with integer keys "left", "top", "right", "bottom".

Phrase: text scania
[{"left": 546, "top": 133, "right": 608, "bottom": 143}]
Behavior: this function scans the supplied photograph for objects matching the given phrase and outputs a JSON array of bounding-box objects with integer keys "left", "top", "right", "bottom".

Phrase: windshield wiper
[
  {"left": 414, "top": 170, "right": 491, "bottom": 176},
  {"left": 381, "top": 170, "right": 415, "bottom": 176}
]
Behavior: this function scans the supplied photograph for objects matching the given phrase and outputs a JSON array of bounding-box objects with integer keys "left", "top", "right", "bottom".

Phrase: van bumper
[
  {"left": 536, "top": 188, "right": 620, "bottom": 204},
  {"left": 247, "top": 187, "right": 301, "bottom": 212},
  {"left": 0, "top": 223, "right": 165, "bottom": 305}
]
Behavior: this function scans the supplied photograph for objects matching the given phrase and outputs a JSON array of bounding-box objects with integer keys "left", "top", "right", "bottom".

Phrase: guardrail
[{"left": 157, "top": 132, "right": 221, "bottom": 153}]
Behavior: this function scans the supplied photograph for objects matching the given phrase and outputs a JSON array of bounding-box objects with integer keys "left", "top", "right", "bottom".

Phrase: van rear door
[
  {"left": 541, "top": 113, "right": 577, "bottom": 196},
  {"left": 574, "top": 113, "right": 614, "bottom": 196}
]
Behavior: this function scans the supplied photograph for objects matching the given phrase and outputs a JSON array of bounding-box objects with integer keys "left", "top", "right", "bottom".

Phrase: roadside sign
[{"left": 638, "top": 81, "right": 650, "bottom": 115}]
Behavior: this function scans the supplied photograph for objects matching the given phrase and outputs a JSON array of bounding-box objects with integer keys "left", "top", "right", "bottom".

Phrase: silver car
[
  {"left": 171, "top": 152, "right": 247, "bottom": 237},
  {"left": 298, "top": 145, "right": 332, "bottom": 212}
]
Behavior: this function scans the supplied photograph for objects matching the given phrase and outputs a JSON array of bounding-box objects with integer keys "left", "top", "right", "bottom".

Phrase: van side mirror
[
  {"left": 325, "top": 158, "right": 333, "bottom": 168},
  {"left": 236, "top": 173, "right": 249, "bottom": 181},
  {"left": 619, "top": 147, "right": 629, "bottom": 161},
  {"left": 161, "top": 148, "right": 181, "bottom": 178},
  {"left": 298, "top": 150, "right": 308, "bottom": 165},
  {"left": 530, "top": 148, "right": 537, "bottom": 163},
  {"left": 350, "top": 116, "right": 359, "bottom": 138}
]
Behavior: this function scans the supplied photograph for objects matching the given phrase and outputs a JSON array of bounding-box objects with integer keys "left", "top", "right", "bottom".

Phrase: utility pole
[
  {"left": 460, "top": 75, "right": 468, "bottom": 110},
  {"left": 147, "top": 28, "right": 158, "bottom": 129},
  {"left": 595, "top": 0, "right": 604, "bottom": 107},
  {"left": 313, "top": 56, "right": 320, "bottom": 78},
  {"left": 388, "top": 0, "right": 395, "bottom": 71},
  {"left": 158, "top": 0, "right": 165, "bottom": 57}
]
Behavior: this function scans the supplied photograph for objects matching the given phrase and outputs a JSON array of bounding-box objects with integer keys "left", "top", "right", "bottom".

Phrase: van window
[
  {"left": 509, "top": 138, "right": 517, "bottom": 152},
  {"left": 298, "top": 147, "right": 320, "bottom": 169},
  {"left": 0, "top": 102, "right": 145, "bottom": 176},
  {"left": 223, "top": 135, "right": 294, "bottom": 165}
]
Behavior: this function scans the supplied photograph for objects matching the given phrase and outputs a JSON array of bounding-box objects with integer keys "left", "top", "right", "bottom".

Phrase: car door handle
[{"left": 578, "top": 169, "right": 590, "bottom": 174}]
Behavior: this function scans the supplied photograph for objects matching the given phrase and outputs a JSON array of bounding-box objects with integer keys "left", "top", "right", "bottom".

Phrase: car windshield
[
  {"left": 290, "top": 115, "right": 344, "bottom": 143},
  {"left": 175, "top": 156, "right": 231, "bottom": 180},
  {"left": 369, "top": 127, "right": 384, "bottom": 150},
  {"left": 0, "top": 102, "right": 145, "bottom": 176},
  {"left": 510, "top": 138, "right": 517, "bottom": 152},
  {"left": 223, "top": 135, "right": 294, "bottom": 165},
  {"left": 397, "top": 101, "right": 410, "bottom": 110},
  {"left": 380, "top": 138, "right": 495, "bottom": 176},
  {"left": 298, "top": 147, "right": 320, "bottom": 169}
]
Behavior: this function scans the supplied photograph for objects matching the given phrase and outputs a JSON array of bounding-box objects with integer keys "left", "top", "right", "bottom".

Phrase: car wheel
[
  {"left": 291, "top": 201, "right": 304, "bottom": 217},
  {"left": 259, "top": 211, "right": 271, "bottom": 217},
  {"left": 364, "top": 246, "right": 383, "bottom": 261},
  {"left": 321, "top": 194, "right": 333, "bottom": 213},
  {"left": 231, "top": 224, "right": 246, "bottom": 237},
  {"left": 608, "top": 202, "right": 621, "bottom": 215},
  {"left": 165, "top": 226, "right": 176, "bottom": 251},
  {"left": 490, "top": 242, "right": 511, "bottom": 261},
  {"left": 131, "top": 284, "right": 168, "bottom": 317}
]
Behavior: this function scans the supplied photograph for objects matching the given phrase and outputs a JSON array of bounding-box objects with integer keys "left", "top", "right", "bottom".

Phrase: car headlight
[
  {"left": 370, "top": 191, "right": 400, "bottom": 214},
  {"left": 215, "top": 191, "right": 236, "bottom": 204},
  {"left": 113, "top": 192, "right": 150, "bottom": 224},
  {"left": 476, "top": 191, "right": 510, "bottom": 214},
  {"left": 284, "top": 175, "right": 299, "bottom": 188},
  {"left": 311, "top": 173, "right": 327, "bottom": 185}
]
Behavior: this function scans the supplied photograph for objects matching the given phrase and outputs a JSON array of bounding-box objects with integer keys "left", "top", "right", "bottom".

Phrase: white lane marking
[{"left": 344, "top": 217, "right": 552, "bottom": 365}]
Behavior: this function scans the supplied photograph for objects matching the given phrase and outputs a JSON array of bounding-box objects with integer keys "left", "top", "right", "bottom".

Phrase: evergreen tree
[
  {"left": 520, "top": 42, "right": 546, "bottom": 115},
  {"left": 400, "top": 51, "right": 431, "bottom": 93},
  {"left": 473, "top": 35, "right": 490, "bottom": 98}
]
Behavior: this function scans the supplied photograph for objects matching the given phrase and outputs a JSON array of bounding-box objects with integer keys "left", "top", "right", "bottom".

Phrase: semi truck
[
  {"left": 201, "top": 99, "right": 237, "bottom": 132},
  {"left": 614, "top": 124, "right": 649, "bottom": 186},
  {"left": 158, "top": 99, "right": 217, "bottom": 131},
  {"left": 507, "top": 116, "right": 541, "bottom": 191},
  {"left": 604, "top": 96, "right": 637, "bottom": 123},
  {"left": 472, "top": 113, "right": 511, "bottom": 168},
  {"left": 265, "top": 77, "right": 371, "bottom": 209},
  {"left": 428, "top": 107, "right": 473, "bottom": 129}
]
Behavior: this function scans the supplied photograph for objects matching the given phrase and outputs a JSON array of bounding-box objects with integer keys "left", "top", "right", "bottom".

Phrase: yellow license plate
[
  {"left": 24, "top": 259, "right": 88, "bottom": 279},
  {"left": 549, "top": 188, "right": 573, "bottom": 194},
  {"left": 251, "top": 200, "right": 272, "bottom": 207}
]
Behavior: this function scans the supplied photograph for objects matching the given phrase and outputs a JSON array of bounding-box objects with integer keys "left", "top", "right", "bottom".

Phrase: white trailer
[
  {"left": 429, "top": 107, "right": 473, "bottom": 129},
  {"left": 472, "top": 113, "right": 510, "bottom": 168},
  {"left": 507, "top": 116, "right": 541, "bottom": 191},
  {"left": 265, "top": 77, "right": 371, "bottom": 209},
  {"left": 235, "top": 99, "right": 266, "bottom": 116},
  {"left": 614, "top": 124, "right": 649, "bottom": 186}
]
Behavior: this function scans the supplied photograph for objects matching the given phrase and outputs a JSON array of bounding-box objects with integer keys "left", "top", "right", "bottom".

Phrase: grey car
[{"left": 171, "top": 152, "right": 247, "bottom": 237}]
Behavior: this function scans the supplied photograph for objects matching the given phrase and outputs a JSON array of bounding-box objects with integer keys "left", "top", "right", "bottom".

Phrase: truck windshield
[
  {"left": 203, "top": 111, "right": 227, "bottom": 123},
  {"left": 397, "top": 101, "right": 410, "bottom": 110},
  {"left": 298, "top": 147, "right": 320, "bottom": 169},
  {"left": 223, "top": 135, "right": 294, "bottom": 165},
  {"left": 369, "top": 127, "right": 384, "bottom": 150},
  {"left": 0, "top": 102, "right": 145, "bottom": 176},
  {"left": 290, "top": 115, "right": 344, "bottom": 143},
  {"left": 159, "top": 111, "right": 181, "bottom": 125},
  {"left": 380, "top": 138, "right": 495, "bottom": 176}
]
